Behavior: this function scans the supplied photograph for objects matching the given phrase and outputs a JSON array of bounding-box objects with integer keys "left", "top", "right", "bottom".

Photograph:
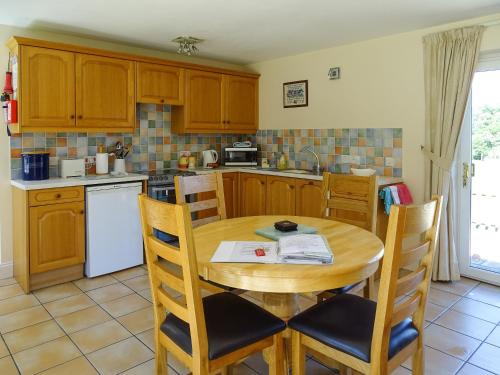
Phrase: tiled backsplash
[
  {"left": 9, "top": 103, "right": 402, "bottom": 178},
  {"left": 256, "top": 128, "right": 402, "bottom": 177},
  {"left": 9, "top": 104, "right": 254, "bottom": 178}
]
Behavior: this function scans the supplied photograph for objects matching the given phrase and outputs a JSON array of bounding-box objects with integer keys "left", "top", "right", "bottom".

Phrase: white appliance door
[{"left": 86, "top": 182, "right": 143, "bottom": 277}]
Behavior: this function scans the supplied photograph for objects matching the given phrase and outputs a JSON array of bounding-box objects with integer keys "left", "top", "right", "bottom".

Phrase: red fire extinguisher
[{"left": 1, "top": 54, "right": 15, "bottom": 136}]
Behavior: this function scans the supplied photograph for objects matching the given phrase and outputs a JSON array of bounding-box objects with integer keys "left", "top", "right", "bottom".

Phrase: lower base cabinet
[
  {"left": 295, "top": 179, "right": 323, "bottom": 218},
  {"left": 239, "top": 173, "right": 267, "bottom": 216},
  {"left": 13, "top": 186, "right": 85, "bottom": 293},
  {"left": 266, "top": 176, "right": 296, "bottom": 215}
]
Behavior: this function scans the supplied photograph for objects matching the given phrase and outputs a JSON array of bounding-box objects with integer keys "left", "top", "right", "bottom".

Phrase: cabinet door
[
  {"left": 184, "top": 70, "right": 224, "bottom": 131},
  {"left": 76, "top": 54, "right": 135, "bottom": 129},
  {"left": 239, "top": 173, "right": 266, "bottom": 216},
  {"left": 137, "top": 63, "right": 184, "bottom": 105},
  {"left": 295, "top": 179, "right": 324, "bottom": 218},
  {"left": 21, "top": 46, "right": 75, "bottom": 128},
  {"left": 30, "top": 201, "right": 85, "bottom": 274},
  {"left": 266, "top": 176, "right": 296, "bottom": 215},
  {"left": 224, "top": 75, "right": 258, "bottom": 132},
  {"left": 223, "top": 172, "right": 239, "bottom": 218}
]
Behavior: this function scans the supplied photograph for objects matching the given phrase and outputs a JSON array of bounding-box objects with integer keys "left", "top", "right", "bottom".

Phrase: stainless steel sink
[{"left": 281, "top": 169, "right": 312, "bottom": 174}]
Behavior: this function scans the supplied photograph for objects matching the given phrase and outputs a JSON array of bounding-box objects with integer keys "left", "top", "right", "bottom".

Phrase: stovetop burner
[{"left": 140, "top": 169, "right": 196, "bottom": 185}]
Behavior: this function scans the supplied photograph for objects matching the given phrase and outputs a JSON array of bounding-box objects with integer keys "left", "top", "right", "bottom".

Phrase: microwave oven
[{"left": 223, "top": 147, "right": 258, "bottom": 166}]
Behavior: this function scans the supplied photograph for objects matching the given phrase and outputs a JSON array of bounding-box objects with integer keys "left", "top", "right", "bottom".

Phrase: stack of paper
[
  {"left": 210, "top": 235, "right": 333, "bottom": 265},
  {"left": 278, "top": 235, "right": 333, "bottom": 264}
]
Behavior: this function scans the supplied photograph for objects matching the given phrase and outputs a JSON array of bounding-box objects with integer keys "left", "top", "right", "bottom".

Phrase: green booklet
[{"left": 255, "top": 225, "right": 318, "bottom": 241}]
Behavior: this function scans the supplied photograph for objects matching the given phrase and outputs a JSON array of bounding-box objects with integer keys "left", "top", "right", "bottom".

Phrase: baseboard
[{"left": 0, "top": 261, "right": 13, "bottom": 279}]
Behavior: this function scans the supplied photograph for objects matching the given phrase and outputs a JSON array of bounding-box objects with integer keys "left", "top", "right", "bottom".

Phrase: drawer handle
[
  {"left": 55, "top": 194, "right": 62, "bottom": 198},
  {"left": 77, "top": 115, "right": 83, "bottom": 119},
  {"left": 80, "top": 210, "right": 84, "bottom": 215},
  {"left": 70, "top": 115, "right": 75, "bottom": 119},
  {"left": 160, "top": 99, "right": 165, "bottom": 103}
]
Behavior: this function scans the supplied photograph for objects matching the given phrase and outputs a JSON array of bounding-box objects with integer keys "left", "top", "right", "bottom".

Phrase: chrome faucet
[{"left": 300, "top": 145, "right": 321, "bottom": 173}]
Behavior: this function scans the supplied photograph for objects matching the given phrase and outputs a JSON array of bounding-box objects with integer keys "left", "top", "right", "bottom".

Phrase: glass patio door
[{"left": 457, "top": 52, "right": 500, "bottom": 286}]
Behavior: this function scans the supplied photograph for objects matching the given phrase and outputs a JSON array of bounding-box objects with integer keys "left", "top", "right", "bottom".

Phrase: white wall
[
  {"left": 0, "top": 24, "right": 247, "bottom": 266},
  {"left": 248, "top": 14, "right": 500, "bottom": 205}
]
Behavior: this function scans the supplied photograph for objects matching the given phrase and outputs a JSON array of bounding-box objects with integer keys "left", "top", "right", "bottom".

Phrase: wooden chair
[
  {"left": 316, "top": 172, "right": 378, "bottom": 302},
  {"left": 175, "top": 172, "right": 227, "bottom": 228},
  {"left": 138, "top": 194, "right": 286, "bottom": 375},
  {"left": 290, "top": 196, "right": 443, "bottom": 375}
]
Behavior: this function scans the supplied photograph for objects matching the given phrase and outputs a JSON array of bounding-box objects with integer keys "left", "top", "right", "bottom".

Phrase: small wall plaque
[
  {"left": 328, "top": 67, "right": 340, "bottom": 80},
  {"left": 283, "top": 80, "right": 308, "bottom": 108}
]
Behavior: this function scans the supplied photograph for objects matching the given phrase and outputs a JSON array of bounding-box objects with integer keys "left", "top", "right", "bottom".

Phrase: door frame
[{"left": 457, "top": 50, "right": 500, "bottom": 285}]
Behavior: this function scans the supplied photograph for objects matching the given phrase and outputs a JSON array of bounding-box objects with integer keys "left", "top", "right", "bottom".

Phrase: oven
[
  {"left": 148, "top": 184, "right": 177, "bottom": 204},
  {"left": 223, "top": 147, "right": 258, "bottom": 166}
]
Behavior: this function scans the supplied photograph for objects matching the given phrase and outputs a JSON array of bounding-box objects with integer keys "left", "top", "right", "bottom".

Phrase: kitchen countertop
[
  {"left": 192, "top": 167, "right": 403, "bottom": 186},
  {"left": 11, "top": 173, "right": 148, "bottom": 191}
]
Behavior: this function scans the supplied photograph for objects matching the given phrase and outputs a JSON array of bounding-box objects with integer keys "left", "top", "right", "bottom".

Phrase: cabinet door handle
[
  {"left": 80, "top": 210, "right": 84, "bottom": 215},
  {"left": 55, "top": 194, "right": 62, "bottom": 198},
  {"left": 77, "top": 115, "right": 83, "bottom": 119},
  {"left": 70, "top": 115, "right": 75, "bottom": 119},
  {"left": 227, "top": 120, "right": 231, "bottom": 124},
  {"left": 160, "top": 99, "right": 165, "bottom": 103}
]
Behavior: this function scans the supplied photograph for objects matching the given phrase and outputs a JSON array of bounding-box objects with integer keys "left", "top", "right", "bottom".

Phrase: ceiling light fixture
[{"left": 172, "top": 36, "right": 203, "bottom": 56}]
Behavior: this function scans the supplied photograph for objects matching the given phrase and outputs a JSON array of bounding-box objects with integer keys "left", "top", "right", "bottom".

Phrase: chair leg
[
  {"left": 269, "top": 332, "right": 284, "bottom": 375},
  {"left": 412, "top": 338, "right": 424, "bottom": 375},
  {"left": 155, "top": 337, "right": 168, "bottom": 375},
  {"left": 363, "top": 276, "right": 375, "bottom": 300},
  {"left": 291, "top": 330, "right": 305, "bottom": 375},
  {"left": 339, "top": 365, "right": 352, "bottom": 375}
]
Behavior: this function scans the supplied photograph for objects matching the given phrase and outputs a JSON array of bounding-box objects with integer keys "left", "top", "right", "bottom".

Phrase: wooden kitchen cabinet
[
  {"left": 266, "top": 176, "right": 296, "bottom": 215},
  {"left": 172, "top": 70, "right": 258, "bottom": 134},
  {"left": 223, "top": 172, "right": 239, "bottom": 218},
  {"left": 224, "top": 75, "right": 258, "bottom": 132},
  {"left": 75, "top": 54, "right": 135, "bottom": 129},
  {"left": 136, "top": 62, "right": 184, "bottom": 105},
  {"left": 12, "top": 186, "right": 85, "bottom": 293},
  {"left": 239, "top": 173, "right": 267, "bottom": 216},
  {"left": 295, "top": 179, "right": 324, "bottom": 218},
  {"left": 20, "top": 46, "right": 76, "bottom": 129},
  {"left": 29, "top": 201, "right": 85, "bottom": 274}
]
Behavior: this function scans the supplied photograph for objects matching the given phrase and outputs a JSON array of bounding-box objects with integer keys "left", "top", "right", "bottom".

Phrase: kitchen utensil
[
  {"left": 202, "top": 150, "right": 218, "bottom": 168},
  {"left": 113, "top": 158, "right": 126, "bottom": 174}
]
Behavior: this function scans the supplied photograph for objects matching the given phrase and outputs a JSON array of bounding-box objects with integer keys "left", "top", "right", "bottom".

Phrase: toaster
[{"left": 59, "top": 158, "right": 85, "bottom": 178}]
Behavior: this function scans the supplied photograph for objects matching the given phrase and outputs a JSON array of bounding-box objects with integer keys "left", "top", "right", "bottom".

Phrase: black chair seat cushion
[
  {"left": 161, "top": 292, "right": 286, "bottom": 360},
  {"left": 328, "top": 281, "right": 363, "bottom": 295},
  {"left": 288, "top": 293, "right": 418, "bottom": 362}
]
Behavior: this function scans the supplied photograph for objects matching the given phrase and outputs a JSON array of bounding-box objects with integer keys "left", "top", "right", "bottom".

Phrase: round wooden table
[{"left": 193, "top": 215, "right": 384, "bottom": 320}]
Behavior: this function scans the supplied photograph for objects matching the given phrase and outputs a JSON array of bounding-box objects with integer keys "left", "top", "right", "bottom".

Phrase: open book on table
[{"left": 210, "top": 234, "right": 333, "bottom": 265}]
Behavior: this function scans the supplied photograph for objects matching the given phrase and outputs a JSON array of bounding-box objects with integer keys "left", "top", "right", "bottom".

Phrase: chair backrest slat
[
  {"left": 138, "top": 194, "right": 209, "bottom": 366},
  {"left": 192, "top": 215, "right": 222, "bottom": 228},
  {"left": 370, "top": 195, "right": 443, "bottom": 367},
  {"left": 175, "top": 172, "right": 227, "bottom": 226},
  {"left": 321, "top": 172, "right": 378, "bottom": 232}
]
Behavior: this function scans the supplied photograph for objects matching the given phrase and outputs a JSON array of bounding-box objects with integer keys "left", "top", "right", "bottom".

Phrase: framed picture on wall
[{"left": 283, "top": 80, "right": 308, "bottom": 108}]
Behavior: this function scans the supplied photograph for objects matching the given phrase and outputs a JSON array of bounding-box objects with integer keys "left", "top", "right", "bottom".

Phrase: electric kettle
[{"left": 202, "top": 150, "right": 218, "bottom": 168}]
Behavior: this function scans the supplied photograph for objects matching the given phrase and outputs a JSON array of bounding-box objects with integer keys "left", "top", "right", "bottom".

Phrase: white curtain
[{"left": 423, "top": 26, "right": 485, "bottom": 281}]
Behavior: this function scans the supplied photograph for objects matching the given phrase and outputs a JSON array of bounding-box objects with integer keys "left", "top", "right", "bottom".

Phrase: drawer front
[{"left": 29, "top": 186, "right": 84, "bottom": 206}]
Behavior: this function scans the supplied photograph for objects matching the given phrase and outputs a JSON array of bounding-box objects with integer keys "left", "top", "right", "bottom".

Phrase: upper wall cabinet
[
  {"left": 172, "top": 70, "right": 258, "bottom": 134},
  {"left": 75, "top": 54, "right": 135, "bottom": 129},
  {"left": 136, "top": 63, "right": 184, "bottom": 105},
  {"left": 21, "top": 46, "right": 76, "bottom": 129}
]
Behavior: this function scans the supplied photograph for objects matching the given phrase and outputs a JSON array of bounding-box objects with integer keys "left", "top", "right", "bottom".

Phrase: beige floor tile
[
  {"left": 100, "top": 293, "right": 150, "bottom": 318},
  {"left": 138, "top": 288, "right": 153, "bottom": 302},
  {"left": 167, "top": 351, "right": 190, "bottom": 375},
  {"left": 44, "top": 293, "right": 95, "bottom": 318},
  {"left": 123, "top": 275, "right": 150, "bottom": 292},
  {"left": 86, "top": 283, "right": 134, "bottom": 304},
  {"left": 0, "top": 305, "right": 51, "bottom": 334},
  {"left": 431, "top": 278, "right": 480, "bottom": 296},
  {"left": 136, "top": 329, "right": 155, "bottom": 351},
  {"left": 424, "top": 324, "right": 481, "bottom": 360},
  {"left": 0, "top": 356, "right": 19, "bottom": 375},
  {"left": 0, "top": 284, "right": 24, "bottom": 301},
  {"left": 73, "top": 275, "right": 117, "bottom": 292},
  {"left": 435, "top": 309, "right": 496, "bottom": 340},
  {"left": 486, "top": 325, "right": 500, "bottom": 347},
  {"left": 0, "top": 337, "right": 9, "bottom": 358},
  {"left": 457, "top": 363, "right": 495, "bottom": 375},
  {"left": 243, "top": 352, "right": 267, "bottom": 374},
  {"left": 121, "top": 359, "right": 154, "bottom": 375},
  {"left": 232, "top": 363, "right": 263, "bottom": 374},
  {"left": 469, "top": 343, "right": 500, "bottom": 374},
  {"left": 112, "top": 266, "right": 148, "bottom": 281},
  {"left": 402, "top": 346, "right": 464, "bottom": 374},
  {"left": 392, "top": 367, "right": 412, "bottom": 375},
  {"left": 3, "top": 320, "right": 65, "bottom": 354},
  {"left": 86, "top": 337, "right": 153, "bottom": 375},
  {"left": 70, "top": 320, "right": 131, "bottom": 354},
  {"left": 305, "top": 359, "right": 336, "bottom": 374},
  {"left": 37, "top": 356, "right": 98, "bottom": 375},
  {"left": 424, "top": 302, "right": 447, "bottom": 322},
  {"left": 33, "top": 283, "right": 82, "bottom": 303},
  {"left": 452, "top": 297, "right": 500, "bottom": 324},
  {"left": 466, "top": 283, "right": 500, "bottom": 308},
  {"left": 0, "top": 294, "right": 40, "bottom": 316},
  {"left": 427, "top": 288, "right": 461, "bottom": 308},
  {"left": 12, "top": 336, "right": 80, "bottom": 375},
  {"left": 117, "top": 307, "right": 154, "bottom": 334},
  {"left": 0, "top": 278, "right": 18, "bottom": 287},
  {"left": 55, "top": 305, "right": 112, "bottom": 334}
]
